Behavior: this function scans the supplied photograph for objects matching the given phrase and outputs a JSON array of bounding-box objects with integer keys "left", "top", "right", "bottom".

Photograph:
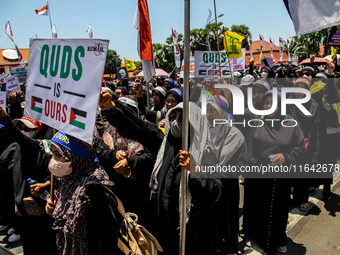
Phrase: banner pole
[
  {"left": 179, "top": 0, "right": 190, "bottom": 254},
  {"left": 47, "top": 1, "right": 53, "bottom": 37},
  {"left": 213, "top": 0, "right": 223, "bottom": 80},
  {"left": 50, "top": 174, "right": 55, "bottom": 203}
]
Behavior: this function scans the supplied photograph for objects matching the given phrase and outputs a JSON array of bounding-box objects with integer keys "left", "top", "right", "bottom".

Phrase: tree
[
  {"left": 104, "top": 49, "right": 122, "bottom": 77},
  {"left": 133, "top": 60, "right": 142, "bottom": 76},
  {"left": 230, "top": 24, "right": 251, "bottom": 49}
]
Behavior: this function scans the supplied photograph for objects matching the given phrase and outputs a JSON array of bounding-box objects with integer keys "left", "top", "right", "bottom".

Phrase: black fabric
[
  {"left": 0, "top": 125, "right": 13, "bottom": 154},
  {"left": 153, "top": 133, "right": 221, "bottom": 255},
  {"left": 85, "top": 185, "right": 125, "bottom": 255},
  {"left": 137, "top": 97, "right": 167, "bottom": 124},
  {"left": 105, "top": 100, "right": 164, "bottom": 159}
]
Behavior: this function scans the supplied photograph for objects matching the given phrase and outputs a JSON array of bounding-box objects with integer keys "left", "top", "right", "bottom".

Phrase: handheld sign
[
  {"left": 117, "top": 66, "right": 129, "bottom": 80},
  {"left": 0, "top": 75, "right": 6, "bottom": 107},
  {"left": 25, "top": 38, "right": 109, "bottom": 144},
  {"left": 194, "top": 51, "right": 233, "bottom": 78},
  {"left": 6, "top": 74, "right": 20, "bottom": 95}
]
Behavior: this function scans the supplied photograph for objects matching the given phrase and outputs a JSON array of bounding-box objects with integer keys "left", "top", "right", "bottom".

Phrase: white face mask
[
  {"left": 261, "top": 72, "right": 268, "bottom": 78},
  {"left": 48, "top": 158, "right": 73, "bottom": 177},
  {"left": 21, "top": 130, "right": 36, "bottom": 138}
]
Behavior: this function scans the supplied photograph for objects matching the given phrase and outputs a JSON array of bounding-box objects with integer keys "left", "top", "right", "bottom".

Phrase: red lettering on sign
[
  {"left": 0, "top": 100, "right": 4, "bottom": 104},
  {"left": 62, "top": 105, "right": 67, "bottom": 123},
  {"left": 45, "top": 99, "right": 50, "bottom": 116},
  {"left": 56, "top": 103, "right": 61, "bottom": 121}
]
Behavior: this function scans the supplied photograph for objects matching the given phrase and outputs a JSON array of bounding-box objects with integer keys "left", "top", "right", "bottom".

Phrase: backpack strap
[{"left": 101, "top": 185, "right": 126, "bottom": 219}]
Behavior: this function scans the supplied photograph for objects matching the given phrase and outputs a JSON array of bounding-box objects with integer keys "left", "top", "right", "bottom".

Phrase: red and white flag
[
  {"left": 86, "top": 25, "right": 93, "bottom": 38},
  {"left": 133, "top": 0, "right": 155, "bottom": 83},
  {"left": 5, "top": 21, "right": 25, "bottom": 67},
  {"left": 172, "top": 27, "right": 181, "bottom": 73},
  {"left": 52, "top": 24, "right": 58, "bottom": 38},
  {"left": 287, "top": 38, "right": 291, "bottom": 63},
  {"left": 35, "top": 4, "right": 48, "bottom": 15},
  {"left": 259, "top": 34, "right": 264, "bottom": 67},
  {"left": 269, "top": 37, "right": 274, "bottom": 58},
  {"left": 279, "top": 37, "right": 285, "bottom": 63},
  {"left": 247, "top": 35, "right": 253, "bottom": 59}
]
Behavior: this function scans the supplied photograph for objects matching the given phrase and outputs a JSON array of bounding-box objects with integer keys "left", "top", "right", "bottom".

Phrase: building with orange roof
[
  {"left": 245, "top": 40, "right": 288, "bottom": 66},
  {"left": 0, "top": 48, "right": 29, "bottom": 74}
]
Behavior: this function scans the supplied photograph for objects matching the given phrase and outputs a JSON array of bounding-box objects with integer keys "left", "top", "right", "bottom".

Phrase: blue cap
[{"left": 170, "top": 88, "right": 183, "bottom": 99}]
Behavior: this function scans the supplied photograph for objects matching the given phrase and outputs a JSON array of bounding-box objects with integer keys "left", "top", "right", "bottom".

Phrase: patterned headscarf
[{"left": 51, "top": 130, "right": 113, "bottom": 255}]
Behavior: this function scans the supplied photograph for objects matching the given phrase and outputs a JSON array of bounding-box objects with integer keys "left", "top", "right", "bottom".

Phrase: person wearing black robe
[
  {"left": 242, "top": 91, "right": 305, "bottom": 254},
  {"left": 287, "top": 77, "right": 322, "bottom": 211}
]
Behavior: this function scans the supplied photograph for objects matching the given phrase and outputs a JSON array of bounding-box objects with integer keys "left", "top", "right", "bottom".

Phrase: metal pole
[
  {"left": 180, "top": 0, "right": 190, "bottom": 254},
  {"left": 213, "top": 0, "right": 222, "bottom": 79},
  {"left": 146, "top": 82, "right": 150, "bottom": 109},
  {"left": 47, "top": 1, "right": 53, "bottom": 37},
  {"left": 50, "top": 174, "right": 55, "bottom": 203}
]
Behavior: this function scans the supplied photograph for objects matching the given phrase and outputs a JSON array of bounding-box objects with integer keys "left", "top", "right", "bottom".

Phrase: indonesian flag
[
  {"left": 172, "top": 27, "right": 181, "bottom": 73},
  {"left": 247, "top": 35, "right": 253, "bottom": 59},
  {"left": 86, "top": 25, "right": 93, "bottom": 38},
  {"left": 279, "top": 37, "right": 285, "bottom": 63},
  {"left": 133, "top": 0, "right": 155, "bottom": 83},
  {"left": 35, "top": 4, "right": 48, "bottom": 16},
  {"left": 287, "top": 38, "right": 291, "bottom": 63},
  {"left": 5, "top": 21, "right": 25, "bottom": 67},
  {"left": 269, "top": 37, "right": 274, "bottom": 58}
]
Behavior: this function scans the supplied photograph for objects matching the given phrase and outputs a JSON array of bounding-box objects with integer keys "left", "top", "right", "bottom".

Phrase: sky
[{"left": 0, "top": 0, "right": 296, "bottom": 62}]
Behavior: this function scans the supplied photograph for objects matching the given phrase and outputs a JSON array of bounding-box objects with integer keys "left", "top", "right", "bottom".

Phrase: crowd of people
[{"left": 0, "top": 55, "right": 339, "bottom": 255}]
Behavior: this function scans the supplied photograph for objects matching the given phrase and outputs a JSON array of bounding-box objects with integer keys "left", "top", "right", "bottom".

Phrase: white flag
[
  {"left": 287, "top": 38, "right": 291, "bottom": 63},
  {"left": 285, "top": 0, "right": 340, "bottom": 35},
  {"left": 52, "top": 24, "right": 58, "bottom": 38},
  {"left": 279, "top": 37, "right": 285, "bottom": 63},
  {"left": 172, "top": 28, "right": 181, "bottom": 73},
  {"left": 5, "top": 21, "right": 25, "bottom": 67},
  {"left": 86, "top": 25, "right": 93, "bottom": 38},
  {"left": 247, "top": 35, "right": 252, "bottom": 59},
  {"left": 269, "top": 37, "right": 274, "bottom": 58}
]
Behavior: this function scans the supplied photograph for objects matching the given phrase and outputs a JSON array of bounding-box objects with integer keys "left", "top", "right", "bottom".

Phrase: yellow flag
[
  {"left": 124, "top": 58, "right": 136, "bottom": 71},
  {"left": 223, "top": 31, "right": 245, "bottom": 59}
]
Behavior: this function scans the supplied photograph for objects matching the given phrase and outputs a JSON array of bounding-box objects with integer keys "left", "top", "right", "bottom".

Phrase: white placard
[
  {"left": 180, "top": 56, "right": 195, "bottom": 78},
  {"left": 25, "top": 38, "right": 109, "bottom": 144},
  {"left": 11, "top": 66, "right": 28, "bottom": 83},
  {"left": 194, "top": 51, "right": 233, "bottom": 78},
  {"left": 0, "top": 75, "right": 6, "bottom": 107},
  {"left": 6, "top": 74, "right": 20, "bottom": 95}
]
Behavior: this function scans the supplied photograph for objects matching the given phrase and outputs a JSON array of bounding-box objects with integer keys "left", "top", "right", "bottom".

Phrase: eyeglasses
[
  {"left": 301, "top": 71, "right": 311, "bottom": 76},
  {"left": 165, "top": 99, "right": 177, "bottom": 105},
  {"left": 169, "top": 114, "right": 183, "bottom": 123}
]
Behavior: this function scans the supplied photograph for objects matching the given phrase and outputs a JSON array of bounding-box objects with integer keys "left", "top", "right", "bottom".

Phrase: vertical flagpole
[
  {"left": 47, "top": 1, "right": 53, "bottom": 37},
  {"left": 213, "top": 0, "right": 222, "bottom": 80},
  {"left": 180, "top": 0, "right": 190, "bottom": 254}
]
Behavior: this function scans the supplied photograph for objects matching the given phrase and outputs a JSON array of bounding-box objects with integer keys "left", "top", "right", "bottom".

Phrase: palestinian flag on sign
[
  {"left": 199, "top": 70, "right": 207, "bottom": 75},
  {"left": 31, "top": 96, "right": 43, "bottom": 113},
  {"left": 222, "top": 70, "right": 230, "bottom": 76},
  {"left": 70, "top": 108, "right": 87, "bottom": 130}
]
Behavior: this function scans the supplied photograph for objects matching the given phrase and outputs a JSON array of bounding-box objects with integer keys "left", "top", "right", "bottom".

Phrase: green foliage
[
  {"left": 231, "top": 24, "right": 251, "bottom": 49},
  {"left": 104, "top": 49, "right": 122, "bottom": 76}
]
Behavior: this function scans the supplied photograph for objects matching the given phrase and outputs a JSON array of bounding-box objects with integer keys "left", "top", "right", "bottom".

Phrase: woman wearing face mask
[
  {"left": 133, "top": 83, "right": 168, "bottom": 125},
  {"left": 206, "top": 96, "right": 248, "bottom": 254},
  {"left": 149, "top": 102, "right": 222, "bottom": 255},
  {"left": 242, "top": 91, "right": 304, "bottom": 254},
  {"left": 12, "top": 116, "right": 41, "bottom": 138},
  {"left": 45, "top": 130, "right": 124, "bottom": 255},
  {"left": 287, "top": 77, "right": 322, "bottom": 211}
]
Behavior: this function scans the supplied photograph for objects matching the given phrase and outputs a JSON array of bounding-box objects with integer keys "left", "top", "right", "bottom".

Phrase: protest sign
[
  {"left": 11, "top": 66, "right": 28, "bottom": 83},
  {"left": 180, "top": 56, "right": 195, "bottom": 78},
  {"left": 6, "top": 74, "right": 20, "bottom": 95},
  {"left": 0, "top": 75, "right": 6, "bottom": 107},
  {"left": 25, "top": 38, "right": 109, "bottom": 144},
  {"left": 117, "top": 66, "right": 129, "bottom": 80},
  {"left": 265, "top": 56, "right": 274, "bottom": 67},
  {"left": 233, "top": 48, "right": 246, "bottom": 70},
  {"left": 194, "top": 51, "right": 233, "bottom": 78},
  {"left": 328, "top": 25, "right": 340, "bottom": 46}
]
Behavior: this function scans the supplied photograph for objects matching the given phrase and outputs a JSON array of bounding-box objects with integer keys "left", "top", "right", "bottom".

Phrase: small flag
[
  {"left": 70, "top": 108, "right": 87, "bottom": 130},
  {"left": 133, "top": 0, "right": 156, "bottom": 83},
  {"left": 269, "top": 37, "right": 274, "bottom": 58},
  {"left": 223, "top": 31, "right": 245, "bottom": 59},
  {"left": 287, "top": 38, "right": 291, "bottom": 63},
  {"left": 222, "top": 70, "right": 230, "bottom": 76},
  {"left": 259, "top": 34, "right": 264, "bottom": 67},
  {"left": 86, "top": 25, "right": 93, "bottom": 38},
  {"left": 35, "top": 4, "right": 48, "bottom": 15},
  {"left": 31, "top": 96, "right": 43, "bottom": 113},
  {"left": 124, "top": 58, "right": 136, "bottom": 71},
  {"left": 52, "top": 24, "right": 58, "bottom": 38},
  {"left": 5, "top": 21, "right": 25, "bottom": 67},
  {"left": 279, "top": 37, "right": 285, "bottom": 63},
  {"left": 247, "top": 35, "right": 253, "bottom": 59},
  {"left": 199, "top": 70, "right": 207, "bottom": 75},
  {"left": 172, "top": 27, "right": 181, "bottom": 73}
]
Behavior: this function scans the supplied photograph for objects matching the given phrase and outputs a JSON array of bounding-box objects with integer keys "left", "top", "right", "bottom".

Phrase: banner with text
[
  {"left": 11, "top": 67, "right": 28, "bottom": 83},
  {"left": 194, "top": 51, "right": 233, "bottom": 78},
  {"left": 6, "top": 75, "right": 20, "bottom": 95},
  {"left": 25, "top": 38, "right": 109, "bottom": 144},
  {"left": 180, "top": 56, "right": 195, "bottom": 78},
  {"left": 0, "top": 75, "right": 6, "bottom": 107}
]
